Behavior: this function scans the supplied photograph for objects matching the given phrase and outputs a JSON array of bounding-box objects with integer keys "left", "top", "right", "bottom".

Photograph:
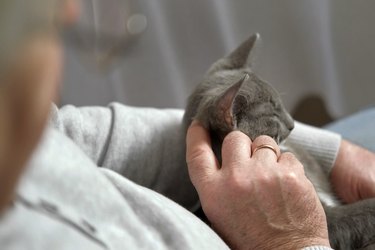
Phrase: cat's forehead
[
  {"left": 213, "top": 72, "right": 280, "bottom": 101},
  {"left": 208, "top": 69, "right": 271, "bottom": 90}
]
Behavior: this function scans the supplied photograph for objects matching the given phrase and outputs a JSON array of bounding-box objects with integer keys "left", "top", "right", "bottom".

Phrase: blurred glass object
[
  {"left": 64, "top": 0, "right": 147, "bottom": 69},
  {"left": 0, "top": 0, "right": 60, "bottom": 75}
]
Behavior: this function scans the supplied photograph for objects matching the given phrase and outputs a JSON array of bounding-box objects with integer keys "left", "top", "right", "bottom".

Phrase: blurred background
[{"left": 61, "top": 0, "right": 375, "bottom": 126}]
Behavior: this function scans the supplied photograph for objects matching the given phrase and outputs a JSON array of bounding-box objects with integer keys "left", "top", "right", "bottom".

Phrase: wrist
[
  {"left": 249, "top": 235, "right": 331, "bottom": 250},
  {"left": 282, "top": 238, "right": 331, "bottom": 250},
  {"left": 288, "top": 121, "right": 341, "bottom": 175}
]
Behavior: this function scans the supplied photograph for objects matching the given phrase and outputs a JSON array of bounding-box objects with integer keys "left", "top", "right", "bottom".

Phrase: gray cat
[{"left": 183, "top": 34, "right": 375, "bottom": 250}]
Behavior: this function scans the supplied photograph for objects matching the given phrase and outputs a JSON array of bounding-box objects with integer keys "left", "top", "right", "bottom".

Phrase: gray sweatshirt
[{"left": 0, "top": 103, "right": 339, "bottom": 250}]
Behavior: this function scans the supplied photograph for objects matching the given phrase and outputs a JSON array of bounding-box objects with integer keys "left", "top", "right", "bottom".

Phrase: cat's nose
[
  {"left": 288, "top": 122, "right": 294, "bottom": 131},
  {"left": 285, "top": 113, "right": 294, "bottom": 131}
]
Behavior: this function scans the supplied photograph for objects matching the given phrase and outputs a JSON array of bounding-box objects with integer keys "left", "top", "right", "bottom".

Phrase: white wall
[{"left": 61, "top": 0, "right": 375, "bottom": 118}]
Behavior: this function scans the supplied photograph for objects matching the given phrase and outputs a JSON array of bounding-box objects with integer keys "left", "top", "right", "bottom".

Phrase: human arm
[
  {"left": 0, "top": 0, "right": 80, "bottom": 214},
  {"left": 288, "top": 121, "right": 375, "bottom": 203},
  {"left": 326, "top": 109, "right": 375, "bottom": 202},
  {"left": 330, "top": 139, "right": 375, "bottom": 203},
  {"left": 186, "top": 121, "right": 331, "bottom": 249},
  {"left": 50, "top": 104, "right": 199, "bottom": 210},
  {"left": 0, "top": 34, "right": 61, "bottom": 213}
]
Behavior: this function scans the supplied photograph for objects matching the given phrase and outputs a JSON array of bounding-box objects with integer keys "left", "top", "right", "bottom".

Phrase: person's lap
[{"left": 324, "top": 107, "right": 375, "bottom": 152}]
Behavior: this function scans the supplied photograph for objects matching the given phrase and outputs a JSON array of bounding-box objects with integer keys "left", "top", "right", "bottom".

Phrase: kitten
[{"left": 183, "top": 34, "right": 375, "bottom": 250}]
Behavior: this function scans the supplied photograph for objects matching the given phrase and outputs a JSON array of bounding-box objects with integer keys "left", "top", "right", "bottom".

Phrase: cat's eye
[{"left": 270, "top": 99, "right": 279, "bottom": 109}]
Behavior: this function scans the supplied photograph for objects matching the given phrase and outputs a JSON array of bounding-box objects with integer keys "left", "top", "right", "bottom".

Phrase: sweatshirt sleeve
[
  {"left": 48, "top": 103, "right": 199, "bottom": 211},
  {"left": 286, "top": 121, "right": 342, "bottom": 175},
  {"left": 302, "top": 246, "right": 334, "bottom": 250}
]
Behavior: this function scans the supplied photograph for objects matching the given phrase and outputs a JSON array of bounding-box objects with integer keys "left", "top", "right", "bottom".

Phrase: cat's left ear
[{"left": 217, "top": 74, "right": 249, "bottom": 129}]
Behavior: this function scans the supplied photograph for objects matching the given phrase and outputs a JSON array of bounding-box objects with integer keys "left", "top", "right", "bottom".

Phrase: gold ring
[{"left": 252, "top": 144, "right": 280, "bottom": 158}]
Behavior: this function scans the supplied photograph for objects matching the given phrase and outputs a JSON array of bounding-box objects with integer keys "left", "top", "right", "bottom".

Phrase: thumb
[{"left": 186, "top": 121, "right": 219, "bottom": 191}]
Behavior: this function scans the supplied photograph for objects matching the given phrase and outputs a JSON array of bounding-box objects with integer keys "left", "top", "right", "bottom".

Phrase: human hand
[
  {"left": 331, "top": 139, "right": 375, "bottom": 203},
  {"left": 186, "top": 121, "right": 330, "bottom": 250}
]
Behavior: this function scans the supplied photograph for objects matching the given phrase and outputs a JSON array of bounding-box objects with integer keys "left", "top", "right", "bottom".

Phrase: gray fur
[
  {"left": 183, "top": 33, "right": 375, "bottom": 250},
  {"left": 183, "top": 34, "right": 294, "bottom": 145}
]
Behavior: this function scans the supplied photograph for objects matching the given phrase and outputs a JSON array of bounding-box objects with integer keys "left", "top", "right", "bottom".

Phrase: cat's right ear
[
  {"left": 207, "top": 33, "right": 260, "bottom": 74},
  {"left": 226, "top": 33, "right": 260, "bottom": 69},
  {"left": 217, "top": 74, "right": 249, "bottom": 129}
]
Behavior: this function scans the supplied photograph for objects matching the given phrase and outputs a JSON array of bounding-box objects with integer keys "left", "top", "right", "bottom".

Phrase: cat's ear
[
  {"left": 207, "top": 33, "right": 260, "bottom": 74},
  {"left": 217, "top": 74, "right": 250, "bottom": 128},
  {"left": 226, "top": 33, "right": 260, "bottom": 69}
]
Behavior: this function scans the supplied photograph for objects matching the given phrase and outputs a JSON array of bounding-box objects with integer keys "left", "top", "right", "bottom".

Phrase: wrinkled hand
[
  {"left": 331, "top": 139, "right": 375, "bottom": 203},
  {"left": 186, "top": 121, "right": 330, "bottom": 250}
]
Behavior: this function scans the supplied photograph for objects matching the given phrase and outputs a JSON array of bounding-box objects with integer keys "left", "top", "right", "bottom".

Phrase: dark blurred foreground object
[{"left": 292, "top": 94, "right": 334, "bottom": 127}]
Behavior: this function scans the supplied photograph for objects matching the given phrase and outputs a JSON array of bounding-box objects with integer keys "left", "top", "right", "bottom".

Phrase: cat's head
[{"left": 194, "top": 33, "right": 294, "bottom": 144}]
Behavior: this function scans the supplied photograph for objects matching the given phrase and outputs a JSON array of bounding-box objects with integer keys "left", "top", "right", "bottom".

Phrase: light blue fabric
[{"left": 325, "top": 107, "right": 375, "bottom": 152}]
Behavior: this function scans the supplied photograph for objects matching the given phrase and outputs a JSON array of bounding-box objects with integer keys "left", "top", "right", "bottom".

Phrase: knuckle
[
  {"left": 281, "top": 152, "right": 297, "bottom": 161},
  {"left": 257, "top": 173, "right": 277, "bottom": 187},
  {"left": 282, "top": 171, "right": 310, "bottom": 191},
  {"left": 226, "top": 171, "right": 253, "bottom": 193},
  {"left": 280, "top": 152, "right": 304, "bottom": 168},
  {"left": 283, "top": 171, "right": 299, "bottom": 185},
  {"left": 223, "top": 130, "right": 249, "bottom": 146}
]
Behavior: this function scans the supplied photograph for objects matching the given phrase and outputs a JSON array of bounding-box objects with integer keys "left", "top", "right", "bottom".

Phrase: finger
[
  {"left": 278, "top": 152, "right": 305, "bottom": 175},
  {"left": 60, "top": 0, "right": 81, "bottom": 25},
  {"left": 361, "top": 183, "right": 375, "bottom": 200},
  {"left": 186, "top": 120, "right": 219, "bottom": 188},
  {"left": 221, "top": 131, "right": 252, "bottom": 168},
  {"left": 251, "top": 135, "right": 280, "bottom": 165}
]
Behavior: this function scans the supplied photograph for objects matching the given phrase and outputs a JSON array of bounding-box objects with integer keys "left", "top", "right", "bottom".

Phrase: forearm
[
  {"left": 50, "top": 103, "right": 199, "bottom": 210},
  {"left": 49, "top": 103, "right": 113, "bottom": 165},
  {"left": 50, "top": 103, "right": 186, "bottom": 179}
]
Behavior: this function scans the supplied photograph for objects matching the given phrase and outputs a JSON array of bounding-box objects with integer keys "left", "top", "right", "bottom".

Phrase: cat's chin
[{"left": 274, "top": 135, "right": 281, "bottom": 145}]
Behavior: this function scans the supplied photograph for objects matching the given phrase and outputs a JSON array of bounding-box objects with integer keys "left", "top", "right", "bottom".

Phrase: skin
[
  {"left": 0, "top": 0, "right": 375, "bottom": 248},
  {"left": 331, "top": 139, "right": 375, "bottom": 203},
  {"left": 186, "top": 122, "right": 331, "bottom": 249},
  {"left": 0, "top": 34, "right": 62, "bottom": 211},
  {"left": 0, "top": 0, "right": 78, "bottom": 211}
]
